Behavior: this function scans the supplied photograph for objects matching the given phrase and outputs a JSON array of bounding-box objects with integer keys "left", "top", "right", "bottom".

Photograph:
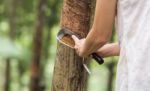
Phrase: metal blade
[
  {"left": 83, "top": 58, "right": 91, "bottom": 75},
  {"left": 83, "top": 64, "right": 91, "bottom": 75}
]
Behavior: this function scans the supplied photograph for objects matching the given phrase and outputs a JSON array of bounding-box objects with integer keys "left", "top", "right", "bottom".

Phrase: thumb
[{"left": 72, "top": 35, "right": 79, "bottom": 44}]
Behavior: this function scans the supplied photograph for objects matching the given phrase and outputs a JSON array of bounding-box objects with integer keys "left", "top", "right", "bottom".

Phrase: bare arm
[
  {"left": 96, "top": 43, "right": 120, "bottom": 58},
  {"left": 80, "top": 0, "right": 117, "bottom": 56}
]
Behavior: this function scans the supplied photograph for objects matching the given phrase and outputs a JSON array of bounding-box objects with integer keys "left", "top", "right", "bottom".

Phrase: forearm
[
  {"left": 81, "top": 0, "right": 117, "bottom": 56},
  {"left": 96, "top": 43, "right": 120, "bottom": 58}
]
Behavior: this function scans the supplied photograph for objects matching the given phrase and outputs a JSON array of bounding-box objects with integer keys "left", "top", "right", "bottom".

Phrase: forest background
[{"left": 0, "top": 0, "right": 118, "bottom": 91}]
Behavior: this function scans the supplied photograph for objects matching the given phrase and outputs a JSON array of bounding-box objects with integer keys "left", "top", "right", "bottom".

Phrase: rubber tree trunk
[
  {"left": 51, "top": 0, "right": 92, "bottom": 91},
  {"left": 30, "top": 0, "right": 46, "bottom": 91}
]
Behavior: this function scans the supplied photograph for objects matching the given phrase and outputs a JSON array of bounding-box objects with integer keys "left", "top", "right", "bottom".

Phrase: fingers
[
  {"left": 72, "top": 35, "right": 81, "bottom": 55},
  {"left": 72, "top": 35, "right": 87, "bottom": 57},
  {"left": 72, "top": 35, "right": 79, "bottom": 44}
]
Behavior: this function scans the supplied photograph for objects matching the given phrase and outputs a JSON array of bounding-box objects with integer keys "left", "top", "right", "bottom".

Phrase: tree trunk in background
[
  {"left": 30, "top": 0, "right": 46, "bottom": 91},
  {"left": 106, "top": 28, "right": 116, "bottom": 91},
  {"left": 4, "top": 59, "right": 11, "bottom": 91},
  {"left": 41, "top": 1, "right": 61, "bottom": 90},
  {"left": 4, "top": 0, "right": 17, "bottom": 91},
  {"left": 51, "top": 0, "right": 92, "bottom": 91},
  {"left": 107, "top": 62, "right": 115, "bottom": 91}
]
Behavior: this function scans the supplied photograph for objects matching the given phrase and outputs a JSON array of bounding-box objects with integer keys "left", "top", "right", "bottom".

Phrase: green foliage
[
  {"left": 45, "top": 0, "right": 62, "bottom": 27},
  {"left": 0, "top": 0, "right": 62, "bottom": 91},
  {"left": 0, "top": 0, "right": 118, "bottom": 91},
  {"left": 0, "top": 37, "right": 22, "bottom": 59},
  {"left": 0, "top": 0, "right": 5, "bottom": 21},
  {"left": 19, "top": 0, "right": 35, "bottom": 13}
]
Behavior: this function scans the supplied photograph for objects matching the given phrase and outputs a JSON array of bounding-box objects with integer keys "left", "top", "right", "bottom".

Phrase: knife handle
[{"left": 91, "top": 53, "right": 104, "bottom": 65}]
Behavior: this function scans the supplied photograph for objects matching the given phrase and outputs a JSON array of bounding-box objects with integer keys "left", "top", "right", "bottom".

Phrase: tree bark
[
  {"left": 51, "top": 0, "right": 92, "bottom": 91},
  {"left": 30, "top": 0, "right": 46, "bottom": 91}
]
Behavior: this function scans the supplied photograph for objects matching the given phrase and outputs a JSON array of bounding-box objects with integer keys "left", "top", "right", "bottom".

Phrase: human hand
[{"left": 71, "top": 35, "right": 87, "bottom": 57}]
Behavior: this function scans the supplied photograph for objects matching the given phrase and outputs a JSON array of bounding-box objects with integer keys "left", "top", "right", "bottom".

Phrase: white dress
[{"left": 116, "top": 0, "right": 150, "bottom": 91}]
